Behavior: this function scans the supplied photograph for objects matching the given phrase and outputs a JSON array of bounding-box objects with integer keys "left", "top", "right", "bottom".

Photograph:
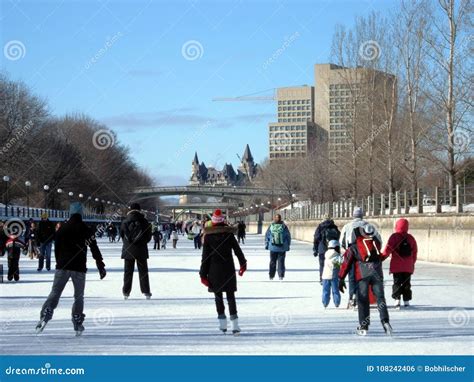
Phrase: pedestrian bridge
[{"left": 132, "top": 185, "right": 288, "bottom": 200}]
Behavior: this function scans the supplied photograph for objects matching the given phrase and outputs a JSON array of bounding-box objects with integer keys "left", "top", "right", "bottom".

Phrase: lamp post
[
  {"left": 94, "top": 198, "right": 99, "bottom": 214},
  {"left": 57, "top": 188, "right": 63, "bottom": 210},
  {"left": 43, "top": 185, "right": 50, "bottom": 209},
  {"left": 68, "top": 191, "right": 74, "bottom": 200},
  {"left": 3, "top": 175, "right": 10, "bottom": 208},
  {"left": 25, "top": 181, "right": 31, "bottom": 209}
]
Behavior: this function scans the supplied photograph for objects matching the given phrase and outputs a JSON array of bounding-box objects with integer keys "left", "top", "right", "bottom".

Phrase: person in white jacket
[
  {"left": 171, "top": 230, "right": 179, "bottom": 249},
  {"left": 339, "top": 206, "right": 382, "bottom": 309},
  {"left": 322, "top": 240, "right": 343, "bottom": 308}
]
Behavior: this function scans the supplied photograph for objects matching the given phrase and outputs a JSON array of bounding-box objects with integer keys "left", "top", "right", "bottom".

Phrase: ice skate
[
  {"left": 35, "top": 308, "right": 53, "bottom": 334},
  {"left": 72, "top": 314, "right": 85, "bottom": 337},
  {"left": 123, "top": 295, "right": 129, "bottom": 300},
  {"left": 404, "top": 301, "right": 410, "bottom": 308},
  {"left": 382, "top": 320, "right": 393, "bottom": 336},
  {"left": 230, "top": 318, "right": 241, "bottom": 336},
  {"left": 394, "top": 299, "right": 401, "bottom": 310},
  {"left": 356, "top": 325, "right": 368, "bottom": 336},
  {"left": 144, "top": 293, "right": 152, "bottom": 300},
  {"left": 218, "top": 317, "right": 227, "bottom": 333}
]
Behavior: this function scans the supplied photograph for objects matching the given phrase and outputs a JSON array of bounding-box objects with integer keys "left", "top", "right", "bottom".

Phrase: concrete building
[
  {"left": 268, "top": 86, "right": 327, "bottom": 160},
  {"left": 314, "top": 63, "right": 396, "bottom": 160}
]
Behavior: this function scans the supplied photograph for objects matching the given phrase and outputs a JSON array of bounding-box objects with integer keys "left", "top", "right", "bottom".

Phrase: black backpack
[
  {"left": 398, "top": 236, "right": 412, "bottom": 257},
  {"left": 324, "top": 226, "right": 340, "bottom": 246},
  {"left": 125, "top": 220, "right": 144, "bottom": 245}
]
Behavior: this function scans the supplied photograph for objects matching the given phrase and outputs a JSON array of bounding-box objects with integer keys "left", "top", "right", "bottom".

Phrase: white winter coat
[{"left": 322, "top": 249, "right": 342, "bottom": 280}]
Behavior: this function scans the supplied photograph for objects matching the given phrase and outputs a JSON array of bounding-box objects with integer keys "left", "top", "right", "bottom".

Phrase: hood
[
  {"left": 395, "top": 218, "right": 409, "bottom": 234},
  {"left": 127, "top": 210, "right": 144, "bottom": 220},
  {"left": 203, "top": 225, "right": 237, "bottom": 236}
]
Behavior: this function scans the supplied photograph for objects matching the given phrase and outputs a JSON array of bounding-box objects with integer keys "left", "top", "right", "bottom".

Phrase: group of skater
[{"left": 1, "top": 201, "right": 418, "bottom": 337}]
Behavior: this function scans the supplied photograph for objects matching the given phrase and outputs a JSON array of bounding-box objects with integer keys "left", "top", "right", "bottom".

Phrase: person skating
[
  {"left": 120, "top": 202, "right": 152, "bottom": 300},
  {"left": 321, "top": 240, "right": 343, "bottom": 308},
  {"left": 152, "top": 227, "right": 162, "bottom": 250},
  {"left": 382, "top": 218, "right": 418, "bottom": 309},
  {"left": 199, "top": 209, "right": 247, "bottom": 335},
  {"left": 237, "top": 221, "right": 246, "bottom": 244},
  {"left": 4, "top": 235, "right": 26, "bottom": 281},
  {"left": 192, "top": 220, "right": 202, "bottom": 249},
  {"left": 265, "top": 214, "right": 291, "bottom": 281},
  {"left": 36, "top": 203, "right": 106, "bottom": 336},
  {"left": 37, "top": 213, "right": 56, "bottom": 271},
  {"left": 161, "top": 230, "right": 168, "bottom": 250},
  {"left": 313, "top": 215, "right": 340, "bottom": 284},
  {"left": 171, "top": 230, "right": 179, "bottom": 248},
  {"left": 339, "top": 207, "right": 382, "bottom": 309},
  {"left": 26, "top": 221, "right": 39, "bottom": 259},
  {"left": 338, "top": 224, "right": 392, "bottom": 336}
]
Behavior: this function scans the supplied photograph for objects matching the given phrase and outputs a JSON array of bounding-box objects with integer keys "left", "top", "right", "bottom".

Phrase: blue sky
[{"left": 1, "top": 0, "right": 395, "bottom": 185}]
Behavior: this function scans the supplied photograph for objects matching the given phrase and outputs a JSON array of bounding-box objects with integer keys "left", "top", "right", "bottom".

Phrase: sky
[{"left": 1, "top": 0, "right": 396, "bottom": 185}]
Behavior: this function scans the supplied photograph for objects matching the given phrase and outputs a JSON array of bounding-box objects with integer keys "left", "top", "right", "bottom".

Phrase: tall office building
[
  {"left": 268, "top": 86, "right": 327, "bottom": 160},
  {"left": 314, "top": 63, "right": 396, "bottom": 160}
]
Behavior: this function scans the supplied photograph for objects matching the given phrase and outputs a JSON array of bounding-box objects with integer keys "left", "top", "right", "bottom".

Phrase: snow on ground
[{"left": 0, "top": 234, "right": 472, "bottom": 355}]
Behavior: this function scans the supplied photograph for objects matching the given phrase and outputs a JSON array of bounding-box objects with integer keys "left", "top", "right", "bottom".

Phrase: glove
[
  {"left": 338, "top": 279, "right": 346, "bottom": 293},
  {"left": 201, "top": 277, "right": 210, "bottom": 287},
  {"left": 98, "top": 267, "right": 107, "bottom": 280},
  {"left": 238, "top": 263, "right": 247, "bottom": 276},
  {"left": 313, "top": 251, "right": 318, "bottom": 257}
]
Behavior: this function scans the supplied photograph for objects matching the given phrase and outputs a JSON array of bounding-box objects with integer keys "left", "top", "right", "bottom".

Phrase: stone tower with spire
[{"left": 238, "top": 144, "right": 257, "bottom": 181}]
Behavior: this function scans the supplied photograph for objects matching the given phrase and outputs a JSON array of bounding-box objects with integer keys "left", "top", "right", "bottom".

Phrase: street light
[
  {"left": 25, "top": 181, "right": 31, "bottom": 209},
  {"left": 68, "top": 191, "right": 74, "bottom": 198},
  {"left": 57, "top": 188, "right": 63, "bottom": 209},
  {"left": 3, "top": 175, "right": 10, "bottom": 207},
  {"left": 43, "top": 184, "right": 50, "bottom": 209},
  {"left": 79, "top": 193, "right": 84, "bottom": 199}
]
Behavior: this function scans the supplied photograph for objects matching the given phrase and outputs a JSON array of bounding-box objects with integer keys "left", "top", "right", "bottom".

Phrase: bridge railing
[{"left": 241, "top": 185, "right": 474, "bottom": 223}]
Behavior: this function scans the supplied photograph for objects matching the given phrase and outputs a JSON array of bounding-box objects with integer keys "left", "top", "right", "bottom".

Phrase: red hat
[{"left": 211, "top": 209, "right": 225, "bottom": 224}]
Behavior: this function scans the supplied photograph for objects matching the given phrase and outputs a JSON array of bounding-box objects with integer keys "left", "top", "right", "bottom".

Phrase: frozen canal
[{"left": 0, "top": 234, "right": 472, "bottom": 355}]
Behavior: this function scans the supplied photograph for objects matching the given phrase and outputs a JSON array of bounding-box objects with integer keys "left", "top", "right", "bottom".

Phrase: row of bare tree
[
  {"left": 0, "top": 74, "right": 156, "bottom": 212},
  {"left": 258, "top": 0, "right": 472, "bottom": 204}
]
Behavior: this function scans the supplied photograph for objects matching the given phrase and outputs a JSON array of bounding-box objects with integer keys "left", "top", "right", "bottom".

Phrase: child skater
[
  {"left": 321, "top": 240, "right": 343, "bottom": 308},
  {"left": 5, "top": 235, "right": 26, "bottom": 281},
  {"left": 199, "top": 209, "right": 247, "bottom": 335}
]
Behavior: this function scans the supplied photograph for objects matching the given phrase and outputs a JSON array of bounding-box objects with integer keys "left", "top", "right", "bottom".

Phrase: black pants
[
  {"left": 392, "top": 272, "right": 412, "bottom": 301},
  {"left": 269, "top": 251, "right": 286, "bottom": 278},
  {"left": 318, "top": 253, "right": 325, "bottom": 281},
  {"left": 357, "top": 273, "right": 389, "bottom": 327},
  {"left": 238, "top": 235, "right": 245, "bottom": 244},
  {"left": 123, "top": 258, "right": 151, "bottom": 295},
  {"left": 7, "top": 253, "right": 20, "bottom": 281},
  {"left": 214, "top": 291, "right": 237, "bottom": 319},
  {"left": 153, "top": 240, "right": 160, "bottom": 250}
]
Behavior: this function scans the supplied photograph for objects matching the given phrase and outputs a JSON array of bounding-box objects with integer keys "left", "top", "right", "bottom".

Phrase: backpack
[
  {"left": 270, "top": 223, "right": 285, "bottom": 247},
  {"left": 353, "top": 235, "right": 381, "bottom": 263},
  {"left": 398, "top": 236, "right": 412, "bottom": 257},
  {"left": 125, "top": 220, "right": 144, "bottom": 245}
]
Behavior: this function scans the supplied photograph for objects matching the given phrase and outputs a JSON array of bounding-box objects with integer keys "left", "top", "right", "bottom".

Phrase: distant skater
[{"left": 265, "top": 214, "right": 291, "bottom": 281}]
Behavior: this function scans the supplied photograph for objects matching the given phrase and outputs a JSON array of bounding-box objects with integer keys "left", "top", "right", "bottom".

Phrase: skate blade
[
  {"left": 75, "top": 330, "right": 84, "bottom": 337},
  {"left": 232, "top": 331, "right": 241, "bottom": 336},
  {"left": 35, "top": 321, "right": 47, "bottom": 334},
  {"left": 356, "top": 330, "right": 367, "bottom": 336}
]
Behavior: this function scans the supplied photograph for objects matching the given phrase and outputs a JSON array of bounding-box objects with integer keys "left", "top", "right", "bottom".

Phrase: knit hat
[
  {"left": 328, "top": 240, "right": 340, "bottom": 249},
  {"left": 69, "top": 202, "right": 83, "bottom": 216},
  {"left": 130, "top": 202, "right": 141, "bottom": 211},
  {"left": 211, "top": 209, "right": 225, "bottom": 224},
  {"left": 353, "top": 206, "right": 364, "bottom": 218},
  {"left": 41, "top": 212, "right": 48, "bottom": 219}
]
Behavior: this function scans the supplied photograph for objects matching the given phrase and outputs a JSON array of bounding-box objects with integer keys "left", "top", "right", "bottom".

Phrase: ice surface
[{"left": 1, "top": 234, "right": 472, "bottom": 355}]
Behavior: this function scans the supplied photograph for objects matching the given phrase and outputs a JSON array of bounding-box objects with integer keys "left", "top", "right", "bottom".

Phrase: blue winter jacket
[{"left": 265, "top": 222, "right": 291, "bottom": 253}]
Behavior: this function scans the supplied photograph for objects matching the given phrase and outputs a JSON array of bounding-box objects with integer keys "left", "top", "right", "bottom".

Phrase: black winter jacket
[
  {"left": 120, "top": 210, "right": 152, "bottom": 260},
  {"left": 199, "top": 224, "right": 247, "bottom": 293},
  {"left": 37, "top": 219, "right": 56, "bottom": 244},
  {"left": 54, "top": 214, "right": 104, "bottom": 273}
]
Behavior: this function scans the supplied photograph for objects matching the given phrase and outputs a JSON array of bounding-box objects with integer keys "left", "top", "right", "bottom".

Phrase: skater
[
  {"left": 161, "top": 230, "right": 168, "bottom": 249},
  {"left": 36, "top": 203, "right": 106, "bottom": 336},
  {"left": 37, "top": 213, "right": 56, "bottom": 271},
  {"left": 237, "top": 221, "right": 246, "bottom": 244},
  {"left": 339, "top": 207, "right": 382, "bottom": 309},
  {"left": 313, "top": 215, "right": 340, "bottom": 284},
  {"left": 171, "top": 229, "right": 179, "bottom": 249},
  {"left": 382, "top": 218, "right": 418, "bottom": 309},
  {"left": 192, "top": 220, "right": 202, "bottom": 249},
  {"left": 152, "top": 227, "right": 162, "bottom": 250},
  {"left": 339, "top": 224, "right": 392, "bottom": 336},
  {"left": 120, "top": 203, "right": 152, "bottom": 299},
  {"left": 107, "top": 223, "right": 117, "bottom": 242},
  {"left": 0, "top": 221, "right": 7, "bottom": 256},
  {"left": 265, "top": 214, "right": 291, "bottom": 281},
  {"left": 4, "top": 235, "right": 26, "bottom": 281},
  {"left": 321, "top": 240, "right": 343, "bottom": 308},
  {"left": 199, "top": 209, "right": 247, "bottom": 335},
  {"left": 26, "top": 221, "right": 39, "bottom": 259}
]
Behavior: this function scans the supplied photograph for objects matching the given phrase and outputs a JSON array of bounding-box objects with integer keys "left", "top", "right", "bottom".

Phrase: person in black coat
[
  {"left": 199, "top": 209, "right": 247, "bottom": 335},
  {"left": 237, "top": 221, "right": 246, "bottom": 244},
  {"left": 313, "top": 216, "right": 340, "bottom": 284},
  {"left": 120, "top": 202, "right": 152, "bottom": 299},
  {"left": 37, "top": 202, "right": 106, "bottom": 335},
  {"left": 37, "top": 213, "right": 56, "bottom": 271}
]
